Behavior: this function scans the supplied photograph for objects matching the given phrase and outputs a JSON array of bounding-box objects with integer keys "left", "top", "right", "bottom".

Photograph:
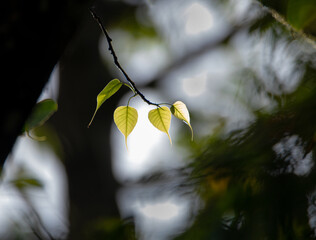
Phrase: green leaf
[
  {"left": 24, "top": 99, "right": 58, "bottom": 132},
  {"left": 113, "top": 106, "right": 138, "bottom": 149},
  {"left": 148, "top": 106, "right": 172, "bottom": 144},
  {"left": 171, "top": 101, "right": 193, "bottom": 140},
  {"left": 88, "top": 79, "right": 123, "bottom": 127},
  {"left": 11, "top": 178, "right": 43, "bottom": 190}
]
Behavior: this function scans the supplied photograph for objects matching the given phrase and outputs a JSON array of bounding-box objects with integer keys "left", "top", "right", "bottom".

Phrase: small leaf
[
  {"left": 114, "top": 106, "right": 138, "bottom": 149},
  {"left": 11, "top": 178, "right": 43, "bottom": 190},
  {"left": 88, "top": 79, "right": 122, "bottom": 127},
  {"left": 24, "top": 99, "right": 58, "bottom": 132},
  {"left": 171, "top": 101, "right": 193, "bottom": 140},
  {"left": 148, "top": 107, "right": 172, "bottom": 144}
]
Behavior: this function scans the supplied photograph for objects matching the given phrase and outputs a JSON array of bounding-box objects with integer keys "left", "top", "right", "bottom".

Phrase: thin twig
[
  {"left": 89, "top": 8, "right": 160, "bottom": 107},
  {"left": 17, "top": 189, "right": 56, "bottom": 240}
]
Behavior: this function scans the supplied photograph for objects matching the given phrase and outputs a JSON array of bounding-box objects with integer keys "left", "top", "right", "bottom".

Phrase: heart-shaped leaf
[
  {"left": 148, "top": 106, "right": 172, "bottom": 144},
  {"left": 114, "top": 106, "right": 138, "bottom": 149},
  {"left": 88, "top": 79, "right": 122, "bottom": 127},
  {"left": 171, "top": 101, "right": 193, "bottom": 140}
]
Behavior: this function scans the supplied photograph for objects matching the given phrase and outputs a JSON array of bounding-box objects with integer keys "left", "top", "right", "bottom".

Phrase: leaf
[
  {"left": 10, "top": 167, "right": 44, "bottom": 190},
  {"left": 11, "top": 178, "right": 43, "bottom": 190},
  {"left": 24, "top": 99, "right": 58, "bottom": 132},
  {"left": 113, "top": 106, "right": 138, "bottom": 149},
  {"left": 170, "top": 101, "right": 193, "bottom": 140},
  {"left": 88, "top": 79, "right": 122, "bottom": 127},
  {"left": 148, "top": 107, "right": 172, "bottom": 144}
]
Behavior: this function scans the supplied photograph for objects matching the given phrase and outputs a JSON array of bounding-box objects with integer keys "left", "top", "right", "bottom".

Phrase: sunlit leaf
[
  {"left": 170, "top": 101, "right": 193, "bottom": 140},
  {"left": 148, "top": 107, "right": 172, "bottom": 144},
  {"left": 88, "top": 79, "right": 122, "bottom": 127},
  {"left": 113, "top": 106, "right": 138, "bottom": 149},
  {"left": 24, "top": 99, "right": 58, "bottom": 132}
]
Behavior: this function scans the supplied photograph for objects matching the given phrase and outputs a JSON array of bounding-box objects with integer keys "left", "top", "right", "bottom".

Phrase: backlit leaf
[
  {"left": 114, "top": 106, "right": 138, "bottom": 149},
  {"left": 88, "top": 79, "right": 122, "bottom": 127},
  {"left": 148, "top": 107, "right": 172, "bottom": 144},
  {"left": 171, "top": 101, "right": 193, "bottom": 140}
]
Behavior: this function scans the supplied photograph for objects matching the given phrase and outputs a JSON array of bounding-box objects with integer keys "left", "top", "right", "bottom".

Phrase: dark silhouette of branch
[{"left": 89, "top": 8, "right": 160, "bottom": 107}]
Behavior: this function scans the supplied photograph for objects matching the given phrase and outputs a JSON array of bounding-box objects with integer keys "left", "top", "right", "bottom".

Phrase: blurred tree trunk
[
  {"left": 0, "top": 0, "right": 91, "bottom": 169},
  {"left": 1, "top": 1, "right": 130, "bottom": 238},
  {"left": 50, "top": 5, "right": 131, "bottom": 239}
]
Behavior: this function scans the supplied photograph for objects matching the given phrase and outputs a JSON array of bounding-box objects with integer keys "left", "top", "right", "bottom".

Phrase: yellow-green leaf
[
  {"left": 113, "top": 106, "right": 138, "bottom": 149},
  {"left": 88, "top": 79, "right": 122, "bottom": 127},
  {"left": 170, "top": 101, "right": 193, "bottom": 140},
  {"left": 148, "top": 107, "right": 172, "bottom": 144}
]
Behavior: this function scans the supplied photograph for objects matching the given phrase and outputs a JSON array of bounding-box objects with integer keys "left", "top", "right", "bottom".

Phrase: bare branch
[{"left": 89, "top": 8, "right": 160, "bottom": 107}]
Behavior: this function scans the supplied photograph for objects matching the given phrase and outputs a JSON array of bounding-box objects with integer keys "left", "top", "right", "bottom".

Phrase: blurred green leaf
[
  {"left": 11, "top": 177, "right": 43, "bottom": 190},
  {"left": 24, "top": 99, "right": 58, "bottom": 132}
]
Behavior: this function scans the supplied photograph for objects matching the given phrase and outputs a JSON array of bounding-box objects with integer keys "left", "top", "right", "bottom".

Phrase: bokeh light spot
[
  {"left": 184, "top": 3, "right": 213, "bottom": 35},
  {"left": 138, "top": 201, "right": 181, "bottom": 221},
  {"left": 182, "top": 72, "right": 207, "bottom": 97}
]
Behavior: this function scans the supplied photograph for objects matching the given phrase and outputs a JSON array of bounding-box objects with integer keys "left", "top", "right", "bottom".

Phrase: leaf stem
[
  {"left": 158, "top": 103, "right": 172, "bottom": 107},
  {"left": 123, "top": 83, "right": 136, "bottom": 93},
  {"left": 89, "top": 8, "right": 160, "bottom": 107},
  {"left": 127, "top": 94, "right": 137, "bottom": 106}
]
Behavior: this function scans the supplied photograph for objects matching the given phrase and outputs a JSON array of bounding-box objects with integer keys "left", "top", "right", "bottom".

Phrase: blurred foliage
[
  {"left": 84, "top": 217, "right": 136, "bottom": 240},
  {"left": 173, "top": 4, "right": 316, "bottom": 240},
  {"left": 175, "top": 67, "right": 316, "bottom": 239}
]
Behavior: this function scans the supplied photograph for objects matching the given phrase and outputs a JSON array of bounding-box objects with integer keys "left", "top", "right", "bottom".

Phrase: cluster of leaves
[
  {"left": 88, "top": 78, "right": 193, "bottom": 149},
  {"left": 88, "top": 10, "right": 194, "bottom": 149}
]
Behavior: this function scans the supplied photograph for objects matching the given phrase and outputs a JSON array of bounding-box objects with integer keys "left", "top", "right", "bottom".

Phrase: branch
[
  {"left": 89, "top": 8, "right": 160, "bottom": 107},
  {"left": 260, "top": 4, "right": 316, "bottom": 49}
]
